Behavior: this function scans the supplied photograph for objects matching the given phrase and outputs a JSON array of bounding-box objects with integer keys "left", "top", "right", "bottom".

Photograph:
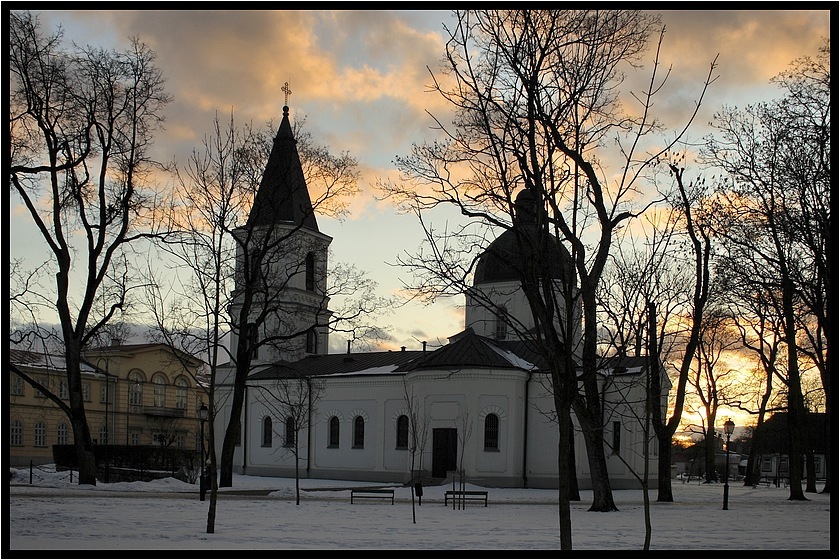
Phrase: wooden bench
[
  {"left": 350, "top": 488, "right": 394, "bottom": 504},
  {"left": 444, "top": 490, "right": 488, "bottom": 507}
]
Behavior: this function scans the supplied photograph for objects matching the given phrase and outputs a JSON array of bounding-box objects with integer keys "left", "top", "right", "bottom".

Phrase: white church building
[{"left": 214, "top": 103, "right": 667, "bottom": 489}]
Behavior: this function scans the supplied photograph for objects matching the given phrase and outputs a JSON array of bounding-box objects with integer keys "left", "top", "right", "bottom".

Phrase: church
[{"left": 213, "top": 102, "right": 668, "bottom": 489}]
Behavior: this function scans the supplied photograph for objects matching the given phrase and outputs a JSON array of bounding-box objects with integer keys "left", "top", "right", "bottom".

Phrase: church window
[
  {"left": 262, "top": 417, "right": 272, "bottom": 447},
  {"left": 248, "top": 323, "right": 259, "bottom": 359},
  {"left": 285, "top": 416, "right": 296, "bottom": 448},
  {"left": 494, "top": 307, "right": 508, "bottom": 340},
  {"left": 484, "top": 414, "right": 500, "bottom": 450},
  {"left": 612, "top": 421, "right": 621, "bottom": 455},
  {"left": 305, "top": 252, "right": 316, "bottom": 291},
  {"left": 353, "top": 416, "right": 365, "bottom": 449},
  {"left": 396, "top": 415, "right": 409, "bottom": 449},
  {"left": 306, "top": 329, "right": 318, "bottom": 354},
  {"left": 328, "top": 416, "right": 340, "bottom": 448}
]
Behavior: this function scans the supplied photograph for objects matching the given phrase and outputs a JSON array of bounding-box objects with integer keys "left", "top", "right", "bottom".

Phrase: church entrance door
[{"left": 432, "top": 428, "right": 458, "bottom": 478}]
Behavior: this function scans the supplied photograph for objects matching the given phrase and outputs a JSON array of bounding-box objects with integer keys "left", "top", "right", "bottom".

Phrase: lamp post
[
  {"left": 722, "top": 418, "right": 735, "bottom": 510},
  {"left": 96, "top": 358, "right": 113, "bottom": 484},
  {"left": 198, "top": 402, "right": 209, "bottom": 501}
]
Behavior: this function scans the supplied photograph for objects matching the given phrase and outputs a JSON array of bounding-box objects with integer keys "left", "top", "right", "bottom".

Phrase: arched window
[
  {"left": 248, "top": 323, "right": 259, "bottom": 359},
  {"left": 262, "top": 417, "right": 272, "bottom": 447},
  {"left": 175, "top": 377, "right": 189, "bottom": 410},
  {"left": 484, "top": 413, "right": 499, "bottom": 450},
  {"left": 305, "top": 252, "right": 316, "bottom": 291},
  {"left": 328, "top": 416, "right": 340, "bottom": 448},
  {"left": 10, "top": 420, "right": 23, "bottom": 446},
  {"left": 306, "top": 329, "right": 318, "bottom": 354},
  {"left": 152, "top": 374, "right": 167, "bottom": 408},
  {"left": 396, "top": 415, "right": 409, "bottom": 449},
  {"left": 34, "top": 422, "right": 46, "bottom": 447},
  {"left": 494, "top": 307, "right": 508, "bottom": 340},
  {"left": 353, "top": 416, "right": 365, "bottom": 449},
  {"left": 285, "top": 416, "right": 296, "bottom": 448},
  {"left": 57, "top": 423, "right": 69, "bottom": 445},
  {"left": 129, "top": 372, "right": 144, "bottom": 406}
]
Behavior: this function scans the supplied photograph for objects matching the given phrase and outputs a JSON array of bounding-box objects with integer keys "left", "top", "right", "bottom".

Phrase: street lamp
[
  {"left": 198, "top": 402, "right": 209, "bottom": 501},
  {"left": 722, "top": 418, "right": 735, "bottom": 510}
]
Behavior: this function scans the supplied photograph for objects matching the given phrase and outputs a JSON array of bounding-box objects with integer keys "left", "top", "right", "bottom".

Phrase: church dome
[{"left": 473, "top": 189, "right": 574, "bottom": 286}]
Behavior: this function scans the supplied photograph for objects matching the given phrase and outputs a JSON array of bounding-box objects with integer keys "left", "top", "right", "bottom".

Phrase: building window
[
  {"left": 11, "top": 376, "right": 24, "bottom": 396},
  {"left": 57, "top": 423, "right": 69, "bottom": 445},
  {"left": 11, "top": 420, "right": 23, "bottom": 446},
  {"left": 100, "top": 425, "right": 109, "bottom": 445},
  {"left": 248, "top": 323, "right": 259, "bottom": 359},
  {"left": 353, "top": 416, "right": 365, "bottom": 449},
  {"left": 396, "top": 415, "right": 409, "bottom": 449},
  {"left": 306, "top": 329, "right": 318, "bottom": 354},
  {"left": 34, "top": 422, "right": 46, "bottom": 447},
  {"left": 494, "top": 307, "right": 508, "bottom": 340},
  {"left": 152, "top": 374, "right": 166, "bottom": 408},
  {"left": 176, "top": 434, "right": 185, "bottom": 449},
  {"left": 59, "top": 380, "right": 68, "bottom": 399},
  {"left": 130, "top": 432, "right": 140, "bottom": 446},
  {"left": 82, "top": 383, "right": 91, "bottom": 402},
  {"left": 100, "top": 381, "right": 112, "bottom": 403},
  {"left": 328, "top": 416, "right": 340, "bottom": 448},
  {"left": 305, "top": 252, "right": 316, "bottom": 291},
  {"left": 129, "top": 373, "right": 143, "bottom": 406},
  {"left": 175, "top": 377, "right": 188, "bottom": 410},
  {"left": 35, "top": 377, "right": 48, "bottom": 398},
  {"left": 285, "top": 416, "right": 296, "bottom": 448},
  {"left": 262, "top": 417, "right": 273, "bottom": 447},
  {"left": 484, "top": 414, "right": 500, "bottom": 450},
  {"left": 612, "top": 421, "right": 621, "bottom": 455}
]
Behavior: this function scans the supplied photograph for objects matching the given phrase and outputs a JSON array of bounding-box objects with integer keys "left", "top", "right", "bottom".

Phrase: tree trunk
[
  {"left": 555, "top": 397, "right": 574, "bottom": 550},
  {"left": 704, "top": 430, "right": 717, "bottom": 483},
  {"left": 782, "top": 278, "right": 807, "bottom": 500},
  {"left": 657, "top": 438, "right": 674, "bottom": 501}
]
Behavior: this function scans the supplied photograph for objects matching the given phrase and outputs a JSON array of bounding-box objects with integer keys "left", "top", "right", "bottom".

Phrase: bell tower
[{"left": 229, "top": 91, "right": 332, "bottom": 364}]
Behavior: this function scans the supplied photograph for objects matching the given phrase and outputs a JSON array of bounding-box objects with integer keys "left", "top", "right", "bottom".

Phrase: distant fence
[{"left": 52, "top": 444, "right": 200, "bottom": 482}]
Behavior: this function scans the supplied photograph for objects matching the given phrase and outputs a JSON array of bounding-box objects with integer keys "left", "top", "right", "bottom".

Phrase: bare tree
[
  {"left": 402, "top": 379, "right": 431, "bottom": 523},
  {"left": 381, "top": 11, "right": 715, "bottom": 547},
  {"left": 683, "top": 306, "right": 740, "bottom": 483},
  {"left": 253, "top": 373, "right": 324, "bottom": 505},
  {"left": 701, "top": 41, "right": 830, "bottom": 498},
  {"left": 453, "top": 408, "right": 473, "bottom": 510},
  {"left": 9, "top": 12, "right": 171, "bottom": 485}
]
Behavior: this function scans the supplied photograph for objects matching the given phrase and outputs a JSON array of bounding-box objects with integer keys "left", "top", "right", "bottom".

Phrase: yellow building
[{"left": 9, "top": 343, "right": 206, "bottom": 467}]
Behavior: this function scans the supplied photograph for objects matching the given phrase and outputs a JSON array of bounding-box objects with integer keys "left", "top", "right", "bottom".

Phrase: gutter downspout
[
  {"left": 307, "top": 376, "right": 313, "bottom": 477},
  {"left": 522, "top": 370, "right": 532, "bottom": 488},
  {"left": 242, "top": 384, "right": 248, "bottom": 474}
]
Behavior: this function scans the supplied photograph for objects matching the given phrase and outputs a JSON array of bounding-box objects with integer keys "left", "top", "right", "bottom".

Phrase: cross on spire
[{"left": 282, "top": 81, "right": 292, "bottom": 106}]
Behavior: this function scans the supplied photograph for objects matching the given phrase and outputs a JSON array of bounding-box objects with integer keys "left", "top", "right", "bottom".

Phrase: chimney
[
  {"left": 401, "top": 346, "right": 406, "bottom": 352},
  {"left": 422, "top": 341, "right": 427, "bottom": 352},
  {"left": 347, "top": 340, "right": 351, "bottom": 355},
  {"left": 110, "top": 337, "right": 122, "bottom": 347}
]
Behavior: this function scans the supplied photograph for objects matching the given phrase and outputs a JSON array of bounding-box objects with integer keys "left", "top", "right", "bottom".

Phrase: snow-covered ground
[{"left": 8, "top": 465, "right": 833, "bottom": 553}]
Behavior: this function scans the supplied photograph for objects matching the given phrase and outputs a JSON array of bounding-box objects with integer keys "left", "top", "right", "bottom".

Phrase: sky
[
  {"left": 7, "top": 465, "right": 834, "bottom": 553},
  {"left": 9, "top": 9, "right": 832, "bottom": 428}
]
